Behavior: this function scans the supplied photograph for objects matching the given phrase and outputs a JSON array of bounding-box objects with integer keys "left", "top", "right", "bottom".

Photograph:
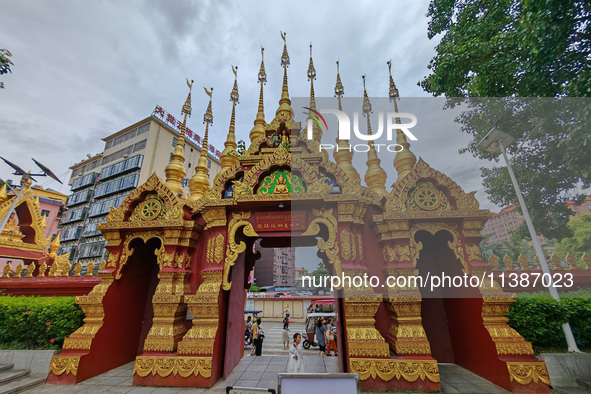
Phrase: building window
[
  {"left": 41, "top": 210, "right": 50, "bottom": 217},
  {"left": 172, "top": 137, "right": 178, "bottom": 147},
  {"left": 133, "top": 139, "right": 147, "bottom": 152},
  {"left": 207, "top": 159, "right": 211, "bottom": 169}
]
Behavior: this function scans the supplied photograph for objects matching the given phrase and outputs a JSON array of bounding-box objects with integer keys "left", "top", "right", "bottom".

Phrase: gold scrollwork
[
  {"left": 133, "top": 356, "right": 212, "bottom": 379},
  {"left": 409, "top": 222, "right": 466, "bottom": 270},
  {"left": 156, "top": 248, "right": 175, "bottom": 268},
  {"left": 466, "top": 244, "right": 483, "bottom": 261},
  {"left": 301, "top": 208, "right": 341, "bottom": 281},
  {"left": 349, "top": 358, "right": 439, "bottom": 383},
  {"left": 106, "top": 252, "right": 120, "bottom": 268},
  {"left": 49, "top": 355, "right": 80, "bottom": 376},
  {"left": 507, "top": 362, "right": 551, "bottom": 385},
  {"left": 341, "top": 229, "right": 351, "bottom": 261},
  {"left": 222, "top": 212, "right": 258, "bottom": 290},
  {"left": 214, "top": 234, "right": 224, "bottom": 264}
]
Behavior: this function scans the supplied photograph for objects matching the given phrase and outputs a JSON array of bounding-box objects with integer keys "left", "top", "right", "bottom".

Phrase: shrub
[
  {"left": 0, "top": 296, "right": 84, "bottom": 350},
  {"left": 507, "top": 291, "right": 591, "bottom": 351}
]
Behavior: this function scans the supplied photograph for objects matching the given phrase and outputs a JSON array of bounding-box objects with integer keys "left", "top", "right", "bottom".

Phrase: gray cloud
[{"left": 0, "top": 1, "right": 498, "bottom": 210}]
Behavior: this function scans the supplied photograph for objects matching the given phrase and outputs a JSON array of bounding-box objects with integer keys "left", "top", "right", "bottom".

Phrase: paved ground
[{"left": 26, "top": 322, "right": 510, "bottom": 393}]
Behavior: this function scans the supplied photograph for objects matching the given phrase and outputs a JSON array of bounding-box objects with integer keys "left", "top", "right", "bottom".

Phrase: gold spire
[
  {"left": 388, "top": 60, "right": 416, "bottom": 178},
  {"left": 333, "top": 60, "right": 360, "bottom": 182},
  {"left": 164, "top": 79, "right": 192, "bottom": 195},
  {"left": 307, "top": 43, "right": 322, "bottom": 142},
  {"left": 275, "top": 31, "right": 293, "bottom": 121},
  {"left": 189, "top": 87, "right": 214, "bottom": 200},
  {"left": 220, "top": 65, "right": 239, "bottom": 173},
  {"left": 249, "top": 47, "right": 267, "bottom": 143},
  {"left": 362, "top": 75, "right": 388, "bottom": 197}
]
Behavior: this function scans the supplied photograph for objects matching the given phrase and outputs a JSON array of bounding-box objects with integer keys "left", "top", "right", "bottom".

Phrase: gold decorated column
[
  {"left": 333, "top": 61, "right": 360, "bottom": 182},
  {"left": 249, "top": 47, "right": 267, "bottom": 143},
  {"left": 275, "top": 31, "right": 293, "bottom": 121},
  {"left": 165, "top": 79, "right": 193, "bottom": 195},
  {"left": 306, "top": 43, "right": 322, "bottom": 142},
  {"left": 189, "top": 88, "right": 214, "bottom": 200},
  {"left": 388, "top": 61, "right": 416, "bottom": 179},
  {"left": 219, "top": 66, "right": 240, "bottom": 174},
  {"left": 361, "top": 75, "right": 388, "bottom": 197}
]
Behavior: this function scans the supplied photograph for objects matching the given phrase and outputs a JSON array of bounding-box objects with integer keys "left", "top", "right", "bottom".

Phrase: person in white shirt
[{"left": 287, "top": 333, "right": 305, "bottom": 373}]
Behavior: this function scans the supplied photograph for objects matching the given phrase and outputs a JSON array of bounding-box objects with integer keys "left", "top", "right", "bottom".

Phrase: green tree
[
  {"left": 311, "top": 262, "right": 329, "bottom": 284},
  {"left": 556, "top": 214, "right": 591, "bottom": 252},
  {"left": 420, "top": 0, "right": 591, "bottom": 239},
  {"left": 0, "top": 49, "right": 13, "bottom": 89}
]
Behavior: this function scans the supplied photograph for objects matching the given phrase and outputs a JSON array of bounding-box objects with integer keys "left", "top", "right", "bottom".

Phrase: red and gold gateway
[{"left": 45, "top": 38, "right": 551, "bottom": 393}]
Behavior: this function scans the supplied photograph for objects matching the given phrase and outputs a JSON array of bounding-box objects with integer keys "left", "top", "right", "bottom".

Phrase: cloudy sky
[{"left": 0, "top": 0, "right": 501, "bottom": 211}]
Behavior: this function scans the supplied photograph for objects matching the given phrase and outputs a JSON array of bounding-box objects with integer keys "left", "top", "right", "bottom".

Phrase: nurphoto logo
[{"left": 304, "top": 107, "right": 418, "bottom": 153}]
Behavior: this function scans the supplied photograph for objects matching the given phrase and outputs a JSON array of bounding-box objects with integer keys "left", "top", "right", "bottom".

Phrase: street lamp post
[{"left": 477, "top": 127, "right": 580, "bottom": 353}]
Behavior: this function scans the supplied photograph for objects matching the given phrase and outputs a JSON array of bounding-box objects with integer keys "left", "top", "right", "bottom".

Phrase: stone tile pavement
[
  {"left": 24, "top": 359, "right": 511, "bottom": 393},
  {"left": 23, "top": 321, "right": 509, "bottom": 393}
]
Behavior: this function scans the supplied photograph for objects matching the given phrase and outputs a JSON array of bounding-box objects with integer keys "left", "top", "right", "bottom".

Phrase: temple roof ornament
[
  {"left": 189, "top": 87, "right": 214, "bottom": 200},
  {"left": 333, "top": 60, "right": 360, "bottom": 182},
  {"left": 362, "top": 75, "right": 388, "bottom": 197},
  {"left": 388, "top": 60, "right": 417, "bottom": 178},
  {"left": 249, "top": 47, "right": 267, "bottom": 143},
  {"left": 274, "top": 31, "right": 293, "bottom": 125},
  {"left": 220, "top": 66, "right": 240, "bottom": 174},
  {"left": 307, "top": 43, "right": 322, "bottom": 142},
  {"left": 164, "top": 79, "right": 192, "bottom": 195}
]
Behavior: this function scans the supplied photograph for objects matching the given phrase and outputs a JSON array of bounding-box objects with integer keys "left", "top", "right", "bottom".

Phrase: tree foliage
[
  {"left": 421, "top": 0, "right": 591, "bottom": 239},
  {"left": 554, "top": 213, "right": 591, "bottom": 251}
]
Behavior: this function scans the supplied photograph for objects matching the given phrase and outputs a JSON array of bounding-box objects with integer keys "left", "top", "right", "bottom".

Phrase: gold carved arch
[
  {"left": 301, "top": 208, "right": 342, "bottom": 283},
  {"left": 222, "top": 211, "right": 259, "bottom": 291},
  {"left": 105, "top": 173, "right": 184, "bottom": 224},
  {"left": 409, "top": 222, "right": 467, "bottom": 271},
  {"left": 111, "top": 232, "right": 166, "bottom": 280},
  {"left": 0, "top": 195, "right": 50, "bottom": 249},
  {"left": 387, "top": 158, "right": 479, "bottom": 213}
]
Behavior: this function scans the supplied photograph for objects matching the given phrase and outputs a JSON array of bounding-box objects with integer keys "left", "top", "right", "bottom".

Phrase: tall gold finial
[
  {"left": 220, "top": 66, "right": 240, "bottom": 174},
  {"left": 388, "top": 60, "right": 416, "bottom": 178},
  {"left": 333, "top": 60, "right": 360, "bottom": 182},
  {"left": 275, "top": 31, "right": 293, "bottom": 121},
  {"left": 362, "top": 75, "right": 388, "bottom": 197},
  {"left": 164, "top": 79, "right": 192, "bottom": 195},
  {"left": 189, "top": 87, "right": 214, "bottom": 200},
  {"left": 249, "top": 47, "right": 267, "bottom": 143},
  {"left": 307, "top": 43, "right": 322, "bottom": 141}
]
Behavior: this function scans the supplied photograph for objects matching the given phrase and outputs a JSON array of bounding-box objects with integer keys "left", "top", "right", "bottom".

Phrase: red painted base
[
  {"left": 133, "top": 373, "right": 215, "bottom": 388},
  {"left": 359, "top": 376, "right": 440, "bottom": 392}
]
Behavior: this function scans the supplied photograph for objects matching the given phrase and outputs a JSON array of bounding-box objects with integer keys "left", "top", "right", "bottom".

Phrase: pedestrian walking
[
  {"left": 316, "top": 317, "right": 327, "bottom": 357},
  {"left": 282, "top": 316, "right": 290, "bottom": 349},
  {"left": 254, "top": 317, "right": 264, "bottom": 356},
  {"left": 326, "top": 317, "right": 338, "bottom": 356},
  {"left": 287, "top": 333, "right": 305, "bottom": 373},
  {"left": 250, "top": 318, "right": 259, "bottom": 356}
]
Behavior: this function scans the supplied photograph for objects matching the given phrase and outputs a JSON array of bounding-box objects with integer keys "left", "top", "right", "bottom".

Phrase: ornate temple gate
[{"left": 46, "top": 36, "right": 551, "bottom": 393}]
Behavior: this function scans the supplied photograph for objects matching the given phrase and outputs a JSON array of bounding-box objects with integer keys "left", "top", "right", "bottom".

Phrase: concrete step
[
  {"left": 0, "top": 366, "right": 13, "bottom": 374},
  {"left": 0, "top": 371, "right": 29, "bottom": 386},
  {"left": 578, "top": 379, "right": 591, "bottom": 390},
  {"left": 0, "top": 376, "right": 46, "bottom": 394},
  {"left": 554, "top": 386, "right": 591, "bottom": 394}
]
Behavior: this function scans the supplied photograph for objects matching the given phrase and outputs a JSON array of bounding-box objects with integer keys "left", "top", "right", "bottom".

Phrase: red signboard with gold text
[{"left": 254, "top": 211, "right": 306, "bottom": 232}]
